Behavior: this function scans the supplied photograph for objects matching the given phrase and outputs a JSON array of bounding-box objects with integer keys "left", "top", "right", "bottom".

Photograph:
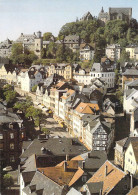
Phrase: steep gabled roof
[{"left": 87, "top": 160, "right": 126, "bottom": 195}]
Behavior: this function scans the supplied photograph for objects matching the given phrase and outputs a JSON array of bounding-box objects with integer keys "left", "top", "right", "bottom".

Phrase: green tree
[
  {"left": 43, "top": 32, "right": 54, "bottom": 41},
  {"left": 3, "top": 84, "right": 17, "bottom": 104},
  {"left": 119, "top": 49, "right": 130, "bottom": 63},
  {"left": 3, "top": 174, "right": 14, "bottom": 188},
  {"left": 46, "top": 42, "right": 57, "bottom": 58},
  {"left": 32, "top": 85, "right": 37, "bottom": 92},
  {"left": 10, "top": 43, "right": 38, "bottom": 66},
  {"left": 42, "top": 127, "right": 50, "bottom": 135}
]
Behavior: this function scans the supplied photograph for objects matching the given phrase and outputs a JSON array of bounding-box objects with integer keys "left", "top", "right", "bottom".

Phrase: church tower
[{"left": 34, "top": 31, "right": 43, "bottom": 59}]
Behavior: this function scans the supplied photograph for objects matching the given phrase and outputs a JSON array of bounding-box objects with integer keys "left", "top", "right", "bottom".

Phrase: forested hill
[{"left": 58, "top": 18, "right": 138, "bottom": 48}]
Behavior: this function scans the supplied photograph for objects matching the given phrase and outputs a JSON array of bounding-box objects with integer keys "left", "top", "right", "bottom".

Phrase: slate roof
[
  {"left": 0, "top": 107, "right": 22, "bottom": 124},
  {"left": 72, "top": 151, "right": 107, "bottom": 171},
  {"left": 23, "top": 170, "right": 64, "bottom": 195},
  {"left": 20, "top": 137, "right": 88, "bottom": 159},
  {"left": 22, "top": 154, "right": 37, "bottom": 172},
  {"left": 122, "top": 68, "right": 138, "bottom": 76},
  {"left": 109, "top": 7, "right": 132, "bottom": 16},
  {"left": 64, "top": 35, "right": 80, "bottom": 43},
  {"left": 116, "top": 137, "right": 128, "bottom": 148},
  {"left": 22, "top": 171, "right": 35, "bottom": 184},
  {"left": 67, "top": 187, "right": 82, "bottom": 195},
  {"left": 87, "top": 182, "right": 103, "bottom": 194}
]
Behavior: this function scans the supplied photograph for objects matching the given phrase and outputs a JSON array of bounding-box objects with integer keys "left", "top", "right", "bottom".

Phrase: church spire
[{"left": 101, "top": 7, "right": 104, "bottom": 13}]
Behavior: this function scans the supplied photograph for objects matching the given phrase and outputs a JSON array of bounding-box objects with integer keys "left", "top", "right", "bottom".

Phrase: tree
[
  {"left": 119, "top": 49, "right": 130, "bottom": 63},
  {"left": 42, "top": 127, "right": 50, "bottom": 135},
  {"left": 43, "top": 32, "right": 54, "bottom": 41},
  {"left": 4, "top": 90, "right": 17, "bottom": 104},
  {"left": 10, "top": 43, "right": 38, "bottom": 66},
  {"left": 32, "top": 85, "right": 37, "bottom": 92},
  {"left": 3, "top": 84, "right": 17, "bottom": 104},
  {"left": 3, "top": 174, "right": 14, "bottom": 188}
]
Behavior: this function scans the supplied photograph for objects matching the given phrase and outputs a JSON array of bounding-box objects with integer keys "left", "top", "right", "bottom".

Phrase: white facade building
[
  {"left": 106, "top": 44, "right": 121, "bottom": 61},
  {"left": 80, "top": 44, "right": 95, "bottom": 61},
  {"left": 19, "top": 65, "right": 47, "bottom": 92},
  {"left": 123, "top": 88, "right": 138, "bottom": 114},
  {"left": 73, "top": 63, "right": 115, "bottom": 88}
]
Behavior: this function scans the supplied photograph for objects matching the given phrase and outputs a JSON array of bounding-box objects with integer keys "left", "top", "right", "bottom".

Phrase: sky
[{"left": 0, "top": 0, "right": 138, "bottom": 42}]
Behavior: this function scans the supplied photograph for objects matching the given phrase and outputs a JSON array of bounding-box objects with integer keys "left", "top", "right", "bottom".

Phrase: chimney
[
  {"left": 82, "top": 161, "right": 85, "bottom": 169},
  {"left": 100, "top": 189, "right": 102, "bottom": 195},
  {"left": 64, "top": 161, "right": 67, "bottom": 172},
  {"left": 88, "top": 152, "right": 91, "bottom": 158},
  {"left": 66, "top": 155, "right": 69, "bottom": 161},
  {"left": 105, "top": 165, "right": 108, "bottom": 176},
  {"left": 130, "top": 174, "right": 133, "bottom": 189}
]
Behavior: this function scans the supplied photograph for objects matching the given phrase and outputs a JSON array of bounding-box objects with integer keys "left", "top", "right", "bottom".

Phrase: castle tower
[{"left": 35, "top": 31, "right": 43, "bottom": 59}]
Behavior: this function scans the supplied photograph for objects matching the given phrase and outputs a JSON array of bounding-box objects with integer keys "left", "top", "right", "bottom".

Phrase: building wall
[
  {"left": 114, "top": 144, "right": 124, "bottom": 168},
  {"left": 125, "top": 48, "right": 136, "bottom": 59},
  {"left": 124, "top": 143, "right": 137, "bottom": 175},
  {"left": 90, "top": 71, "right": 115, "bottom": 88},
  {"left": 123, "top": 91, "right": 138, "bottom": 114},
  {"left": 106, "top": 46, "right": 121, "bottom": 60},
  {"left": 122, "top": 75, "right": 138, "bottom": 89}
]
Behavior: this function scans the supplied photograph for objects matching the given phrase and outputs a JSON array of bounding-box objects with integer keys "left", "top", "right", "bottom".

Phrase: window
[
  {"left": 10, "top": 133, "right": 14, "bottom": 139},
  {"left": 10, "top": 155, "right": 15, "bottom": 162},
  {"left": 0, "top": 134, "right": 3, "bottom": 139},
  {"left": 10, "top": 143, "right": 14, "bottom": 150},
  {"left": 129, "top": 151, "right": 132, "bottom": 155},
  {"left": 82, "top": 175, "right": 87, "bottom": 182}
]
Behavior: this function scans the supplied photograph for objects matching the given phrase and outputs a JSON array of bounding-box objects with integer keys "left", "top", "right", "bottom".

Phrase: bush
[
  {"left": 3, "top": 174, "right": 14, "bottom": 188},
  {"left": 32, "top": 85, "right": 37, "bottom": 92}
]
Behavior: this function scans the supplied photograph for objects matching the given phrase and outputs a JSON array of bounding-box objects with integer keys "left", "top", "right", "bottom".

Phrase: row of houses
[{"left": 0, "top": 60, "right": 116, "bottom": 92}]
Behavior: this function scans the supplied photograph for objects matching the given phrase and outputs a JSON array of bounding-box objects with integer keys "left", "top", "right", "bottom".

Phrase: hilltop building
[{"left": 98, "top": 7, "right": 132, "bottom": 23}]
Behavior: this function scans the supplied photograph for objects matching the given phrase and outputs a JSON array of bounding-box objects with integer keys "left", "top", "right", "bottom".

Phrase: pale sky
[{"left": 0, "top": 0, "right": 137, "bottom": 42}]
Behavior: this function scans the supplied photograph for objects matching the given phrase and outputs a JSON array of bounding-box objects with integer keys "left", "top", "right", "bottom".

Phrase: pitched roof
[
  {"left": 61, "top": 89, "right": 75, "bottom": 100},
  {"left": 38, "top": 161, "right": 84, "bottom": 187},
  {"left": 20, "top": 137, "right": 88, "bottom": 159},
  {"left": 75, "top": 102, "right": 99, "bottom": 114},
  {"left": 23, "top": 170, "right": 64, "bottom": 195},
  {"left": 109, "top": 7, "right": 132, "bottom": 16},
  {"left": 87, "top": 182, "right": 103, "bottom": 194},
  {"left": 127, "top": 186, "right": 138, "bottom": 195},
  {"left": 122, "top": 69, "right": 138, "bottom": 76},
  {"left": 67, "top": 187, "right": 82, "bottom": 195},
  {"left": 72, "top": 151, "right": 107, "bottom": 171},
  {"left": 87, "top": 160, "right": 126, "bottom": 195}
]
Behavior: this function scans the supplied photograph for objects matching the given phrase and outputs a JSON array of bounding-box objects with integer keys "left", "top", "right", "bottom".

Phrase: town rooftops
[
  {"left": 127, "top": 186, "right": 138, "bottom": 195},
  {"left": 67, "top": 187, "right": 82, "bottom": 195},
  {"left": 22, "top": 170, "right": 65, "bottom": 195},
  {"left": 64, "top": 35, "right": 80, "bottom": 43},
  {"left": 75, "top": 102, "right": 99, "bottom": 114},
  {"left": 38, "top": 160, "right": 84, "bottom": 187},
  {"left": 116, "top": 137, "right": 128, "bottom": 148},
  {"left": 122, "top": 68, "right": 138, "bottom": 76},
  {"left": 87, "top": 182, "right": 103, "bottom": 194},
  {"left": 86, "top": 160, "right": 126, "bottom": 195},
  {"left": 61, "top": 89, "right": 75, "bottom": 100},
  {"left": 126, "top": 44, "right": 138, "bottom": 48},
  {"left": 20, "top": 137, "right": 88, "bottom": 159},
  {"left": 125, "top": 80, "right": 138, "bottom": 87},
  {"left": 72, "top": 151, "right": 107, "bottom": 171}
]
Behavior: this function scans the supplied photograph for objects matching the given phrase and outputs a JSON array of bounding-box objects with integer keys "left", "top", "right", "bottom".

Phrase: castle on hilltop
[{"left": 98, "top": 7, "right": 132, "bottom": 23}]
